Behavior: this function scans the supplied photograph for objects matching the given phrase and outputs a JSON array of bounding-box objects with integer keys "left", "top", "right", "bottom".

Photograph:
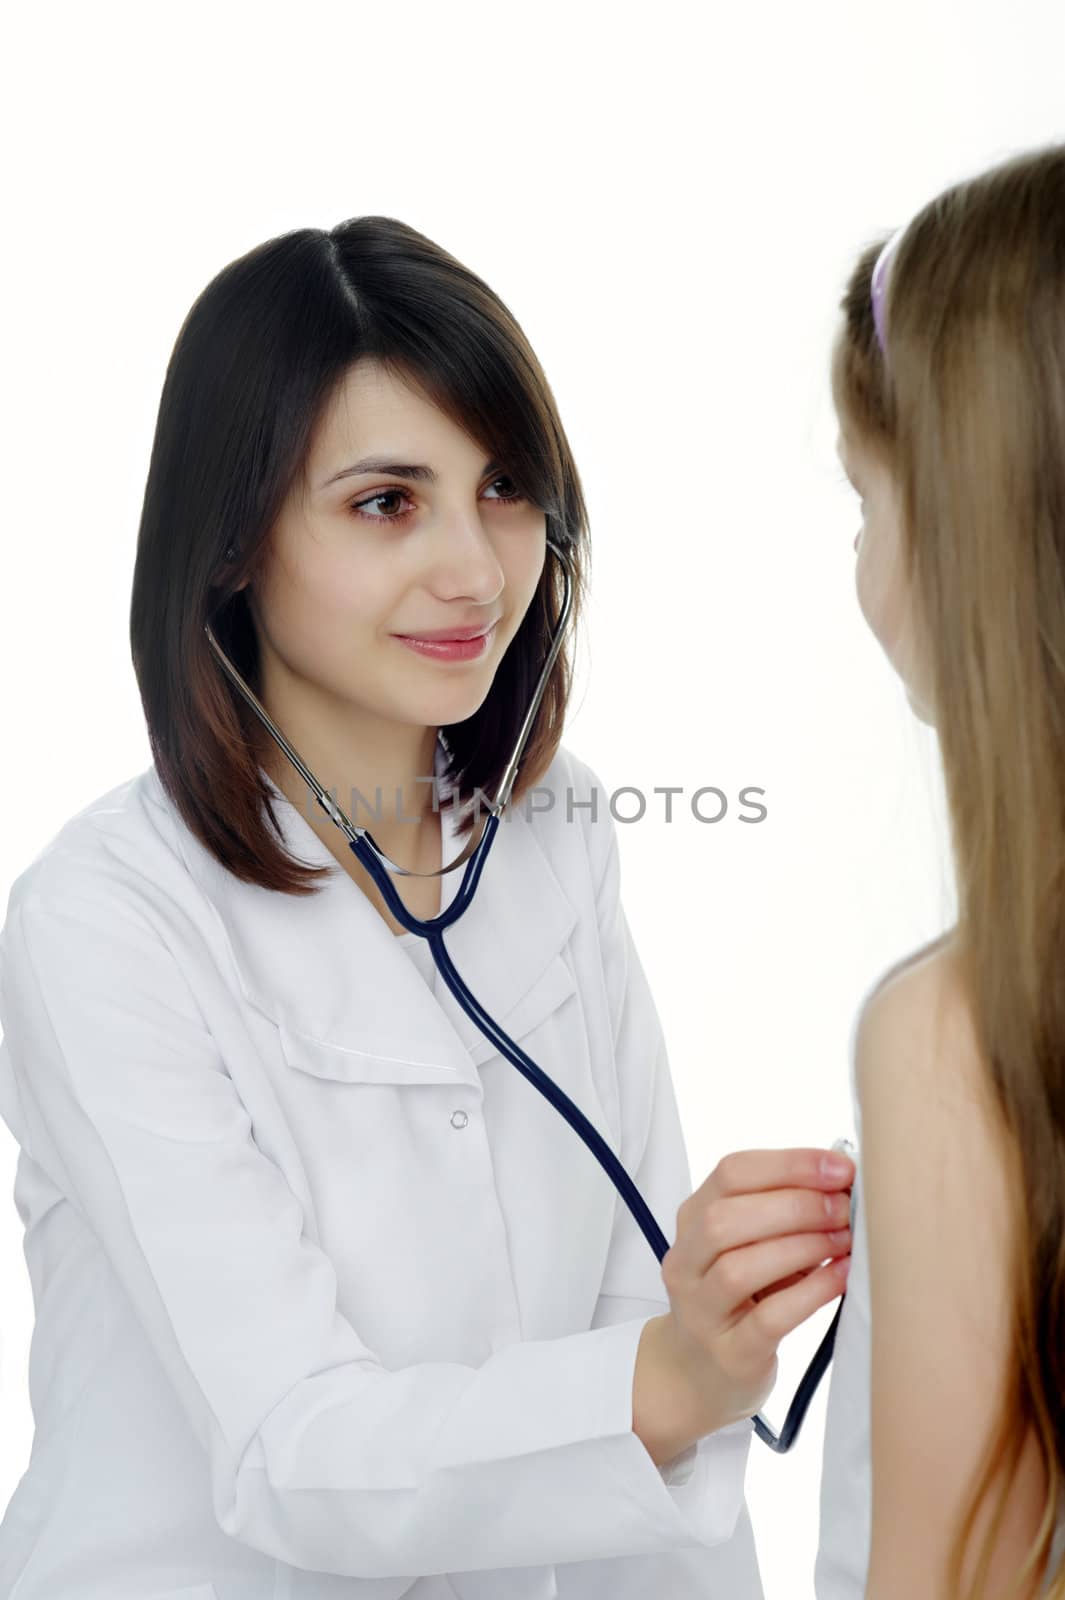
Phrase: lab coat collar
[{"left": 168, "top": 735, "right": 578, "bottom": 1092}]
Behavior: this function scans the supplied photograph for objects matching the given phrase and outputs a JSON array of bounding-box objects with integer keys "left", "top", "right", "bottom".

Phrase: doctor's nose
[{"left": 426, "top": 512, "right": 506, "bottom": 603}]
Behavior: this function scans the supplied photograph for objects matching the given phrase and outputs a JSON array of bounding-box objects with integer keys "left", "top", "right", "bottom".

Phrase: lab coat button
[{"left": 450, "top": 1109, "right": 469, "bottom": 1129}]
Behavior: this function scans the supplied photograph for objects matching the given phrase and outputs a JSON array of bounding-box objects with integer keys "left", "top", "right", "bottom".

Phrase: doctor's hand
[{"left": 634, "top": 1147, "right": 854, "bottom": 1456}]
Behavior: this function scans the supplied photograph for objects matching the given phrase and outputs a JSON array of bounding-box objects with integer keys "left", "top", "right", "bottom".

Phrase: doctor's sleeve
[
  {"left": 583, "top": 796, "right": 756, "bottom": 1507},
  {"left": 0, "top": 869, "right": 749, "bottom": 1581}
]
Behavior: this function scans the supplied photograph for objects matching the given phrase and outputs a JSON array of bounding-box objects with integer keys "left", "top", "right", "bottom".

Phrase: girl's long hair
[
  {"left": 130, "top": 217, "right": 590, "bottom": 894},
  {"left": 832, "top": 141, "right": 1065, "bottom": 1597}
]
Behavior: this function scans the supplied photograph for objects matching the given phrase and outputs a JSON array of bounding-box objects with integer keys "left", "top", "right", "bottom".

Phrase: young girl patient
[{"left": 814, "top": 141, "right": 1065, "bottom": 1600}]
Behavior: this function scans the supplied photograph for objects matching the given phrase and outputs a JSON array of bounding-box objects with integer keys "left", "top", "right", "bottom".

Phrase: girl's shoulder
[
  {"left": 853, "top": 930, "right": 997, "bottom": 1152},
  {"left": 852, "top": 934, "right": 1047, "bottom": 1588},
  {"left": 859, "top": 927, "right": 958, "bottom": 1015}
]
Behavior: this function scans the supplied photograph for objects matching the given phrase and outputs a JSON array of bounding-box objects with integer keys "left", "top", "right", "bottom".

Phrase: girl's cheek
[
  {"left": 854, "top": 537, "right": 882, "bottom": 640},
  {"left": 855, "top": 528, "right": 907, "bottom": 660}
]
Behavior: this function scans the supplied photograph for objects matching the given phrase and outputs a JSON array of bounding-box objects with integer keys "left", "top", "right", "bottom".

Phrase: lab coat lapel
[{"left": 181, "top": 740, "right": 578, "bottom": 1091}]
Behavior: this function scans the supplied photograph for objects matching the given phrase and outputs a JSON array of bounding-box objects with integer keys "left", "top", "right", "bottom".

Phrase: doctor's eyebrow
[{"left": 318, "top": 456, "right": 503, "bottom": 490}]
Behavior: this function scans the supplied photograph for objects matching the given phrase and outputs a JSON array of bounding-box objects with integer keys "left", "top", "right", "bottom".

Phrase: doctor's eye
[
  {"left": 482, "top": 475, "right": 529, "bottom": 504},
  {"left": 348, "top": 489, "right": 417, "bottom": 524},
  {"left": 347, "top": 476, "right": 530, "bottom": 527}
]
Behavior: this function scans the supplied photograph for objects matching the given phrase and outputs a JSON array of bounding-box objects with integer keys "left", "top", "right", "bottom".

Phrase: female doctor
[{"left": 0, "top": 215, "right": 855, "bottom": 1600}]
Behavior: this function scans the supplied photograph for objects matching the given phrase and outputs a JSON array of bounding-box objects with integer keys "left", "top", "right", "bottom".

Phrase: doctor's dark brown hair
[
  {"left": 129, "top": 217, "right": 590, "bottom": 895},
  {"left": 833, "top": 142, "right": 1065, "bottom": 1600}
]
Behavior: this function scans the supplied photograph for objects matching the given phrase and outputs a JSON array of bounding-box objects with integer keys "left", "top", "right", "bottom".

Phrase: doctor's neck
[{"left": 258, "top": 710, "right": 445, "bottom": 867}]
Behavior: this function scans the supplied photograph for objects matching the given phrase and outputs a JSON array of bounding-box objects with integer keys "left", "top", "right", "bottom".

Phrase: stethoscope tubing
[
  {"left": 205, "top": 534, "right": 844, "bottom": 1453},
  {"left": 354, "top": 814, "right": 842, "bottom": 1453},
  {"left": 353, "top": 815, "right": 673, "bottom": 1261}
]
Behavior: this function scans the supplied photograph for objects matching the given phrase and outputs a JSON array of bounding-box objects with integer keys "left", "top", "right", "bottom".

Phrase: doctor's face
[
  {"left": 245, "top": 357, "right": 547, "bottom": 736},
  {"left": 836, "top": 424, "right": 935, "bottom": 727}
]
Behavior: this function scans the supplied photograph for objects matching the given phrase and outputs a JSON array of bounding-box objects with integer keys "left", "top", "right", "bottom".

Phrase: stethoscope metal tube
[{"left": 205, "top": 535, "right": 846, "bottom": 1453}]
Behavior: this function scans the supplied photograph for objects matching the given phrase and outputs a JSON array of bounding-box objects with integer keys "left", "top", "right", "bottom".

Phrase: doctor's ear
[
  {"left": 545, "top": 533, "right": 577, "bottom": 570},
  {"left": 210, "top": 542, "right": 249, "bottom": 594}
]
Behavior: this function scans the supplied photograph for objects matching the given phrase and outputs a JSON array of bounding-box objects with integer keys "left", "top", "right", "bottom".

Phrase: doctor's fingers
[
  {"left": 753, "top": 1261, "right": 841, "bottom": 1300},
  {"left": 664, "top": 1226, "right": 850, "bottom": 1325},
  {"left": 672, "top": 1184, "right": 852, "bottom": 1277},
  {"left": 687, "top": 1147, "right": 855, "bottom": 1215},
  {"left": 734, "top": 1250, "right": 851, "bottom": 1349},
  {"left": 700, "top": 1250, "right": 851, "bottom": 1377}
]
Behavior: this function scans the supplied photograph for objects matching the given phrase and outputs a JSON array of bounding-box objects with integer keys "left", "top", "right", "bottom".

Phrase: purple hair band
[{"left": 870, "top": 223, "right": 907, "bottom": 360}]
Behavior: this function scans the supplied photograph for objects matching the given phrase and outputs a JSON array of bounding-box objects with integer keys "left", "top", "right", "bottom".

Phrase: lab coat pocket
[{"left": 277, "top": 1020, "right": 466, "bottom": 1086}]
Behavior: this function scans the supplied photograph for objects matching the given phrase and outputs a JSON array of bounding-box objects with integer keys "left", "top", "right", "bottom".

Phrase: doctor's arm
[
  {"left": 0, "top": 862, "right": 751, "bottom": 1582},
  {"left": 583, "top": 793, "right": 756, "bottom": 1495},
  {"left": 856, "top": 950, "right": 1050, "bottom": 1600}
]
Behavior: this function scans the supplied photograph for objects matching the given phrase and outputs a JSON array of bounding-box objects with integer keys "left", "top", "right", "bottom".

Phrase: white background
[{"left": 1, "top": 2, "right": 1062, "bottom": 1592}]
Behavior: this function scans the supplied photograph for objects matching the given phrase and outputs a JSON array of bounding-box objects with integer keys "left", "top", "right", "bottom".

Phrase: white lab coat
[{"left": 0, "top": 738, "right": 763, "bottom": 1600}]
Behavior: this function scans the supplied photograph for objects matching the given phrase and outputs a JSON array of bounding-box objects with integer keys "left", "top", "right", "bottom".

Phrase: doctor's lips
[{"left": 391, "top": 617, "right": 501, "bottom": 662}]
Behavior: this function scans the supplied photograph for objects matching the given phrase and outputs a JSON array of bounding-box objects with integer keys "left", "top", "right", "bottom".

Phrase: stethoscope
[{"left": 205, "top": 534, "right": 853, "bottom": 1453}]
